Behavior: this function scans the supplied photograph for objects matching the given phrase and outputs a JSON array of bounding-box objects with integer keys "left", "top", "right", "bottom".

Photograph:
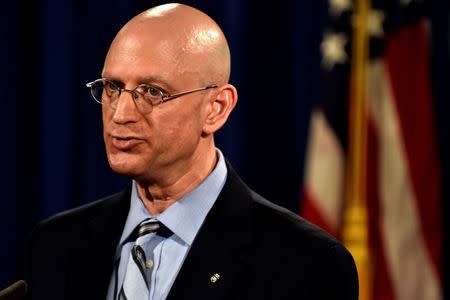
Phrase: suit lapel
[
  {"left": 167, "top": 165, "right": 254, "bottom": 300},
  {"left": 67, "top": 188, "right": 131, "bottom": 299}
]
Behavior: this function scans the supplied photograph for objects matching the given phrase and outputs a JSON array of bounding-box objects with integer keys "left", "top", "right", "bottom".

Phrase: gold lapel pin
[{"left": 210, "top": 273, "right": 221, "bottom": 283}]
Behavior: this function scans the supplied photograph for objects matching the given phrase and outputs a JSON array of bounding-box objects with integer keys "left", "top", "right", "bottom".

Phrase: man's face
[{"left": 101, "top": 27, "right": 211, "bottom": 181}]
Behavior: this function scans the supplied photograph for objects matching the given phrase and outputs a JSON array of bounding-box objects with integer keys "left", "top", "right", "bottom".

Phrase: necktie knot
[
  {"left": 130, "top": 220, "right": 172, "bottom": 243},
  {"left": 137, "top": 221, "right": 161, "bottom": 238}
]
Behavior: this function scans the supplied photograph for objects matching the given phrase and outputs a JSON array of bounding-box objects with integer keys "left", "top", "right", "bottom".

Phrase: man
[{"left": 23, "top": 3, "right": 358, "bottom": 300}]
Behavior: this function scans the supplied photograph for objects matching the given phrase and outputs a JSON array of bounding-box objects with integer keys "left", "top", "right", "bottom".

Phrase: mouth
[{"left": 110, "top": 135, "right": 144, "bottom": 150}]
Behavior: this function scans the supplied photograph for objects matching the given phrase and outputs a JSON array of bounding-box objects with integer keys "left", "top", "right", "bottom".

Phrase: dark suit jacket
[{"left": 23, "top": 165, "right": 358, "bottom": 299}]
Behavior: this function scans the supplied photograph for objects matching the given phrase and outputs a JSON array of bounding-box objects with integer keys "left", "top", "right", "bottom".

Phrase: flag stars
[
  {"left": 351, "top": 9, "right": 385, "bottom": 39},
  {"left": 368, "top": 10, "right": 385, "bottom": 38},
  {"left": 321, "top": 32, "right": 348, "bottom": 70},
  {"left": 329, "top": 0, "right": 353, "bottom": 16}
]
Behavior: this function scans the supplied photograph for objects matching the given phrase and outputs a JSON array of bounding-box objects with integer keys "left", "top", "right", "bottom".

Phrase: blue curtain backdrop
[{"left": 0, "top": 0, "right": 448, "bottom": 295}]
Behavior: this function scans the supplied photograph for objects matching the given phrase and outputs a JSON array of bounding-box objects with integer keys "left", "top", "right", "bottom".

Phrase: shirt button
[{"left": 146, "top": 259, "right": 154, "bottom": 269}]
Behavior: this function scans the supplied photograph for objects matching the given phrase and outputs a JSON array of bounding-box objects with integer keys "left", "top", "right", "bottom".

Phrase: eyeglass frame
[{"left": 85, "top": 78, "right": 217, "bottom": 110}]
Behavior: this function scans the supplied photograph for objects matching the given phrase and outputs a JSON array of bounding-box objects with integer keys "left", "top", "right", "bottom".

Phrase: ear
[{"left": 203, "top": 84, "right": 238, "bottom": 135}]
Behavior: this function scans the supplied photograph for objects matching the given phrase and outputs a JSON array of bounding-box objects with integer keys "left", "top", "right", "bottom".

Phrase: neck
[{"left": 136, "top": 146, "right": 218, "bottom": 215}]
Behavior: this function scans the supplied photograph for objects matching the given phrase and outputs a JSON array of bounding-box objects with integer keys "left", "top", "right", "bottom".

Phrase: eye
[
  {"left": 136, "top": 84, "right": 163, "bottom": 105},
  {"left": 103, "top": 81, "right": 120, "bottom": 96},
  {"left": 146, "top": 86, "right": 161, "bottom": 97}
]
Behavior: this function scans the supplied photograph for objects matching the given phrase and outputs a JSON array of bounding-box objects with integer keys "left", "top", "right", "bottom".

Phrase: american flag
[{"left": 301, "top": 0, "right": 442, "bottom": 299}]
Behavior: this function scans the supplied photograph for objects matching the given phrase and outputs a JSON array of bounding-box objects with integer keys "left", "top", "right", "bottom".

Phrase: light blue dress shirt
[{"left": 106, "top": 149, "right": 227, "bottom": 300}]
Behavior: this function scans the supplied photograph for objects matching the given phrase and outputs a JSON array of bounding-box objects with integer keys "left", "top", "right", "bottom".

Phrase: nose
[{"left": 111, "top": 90, "right": 141, "bottom": 124}]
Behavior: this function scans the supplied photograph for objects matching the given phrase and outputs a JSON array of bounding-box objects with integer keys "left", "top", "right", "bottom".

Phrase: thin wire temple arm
[{"left": 162, "top": 84, "right": 217, "bottom": 102}]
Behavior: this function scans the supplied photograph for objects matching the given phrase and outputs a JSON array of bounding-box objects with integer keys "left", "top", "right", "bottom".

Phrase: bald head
[
  {"left": 100, "top": 3, "right": 238, "bottom": 189},
  {"left": 104, "top": 3, "right": 231, "bottom": 86}
]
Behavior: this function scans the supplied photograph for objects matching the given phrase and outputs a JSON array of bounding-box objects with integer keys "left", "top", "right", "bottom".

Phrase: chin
[{"left": 107, "top": 152, "right": 144, "bottom": 178}]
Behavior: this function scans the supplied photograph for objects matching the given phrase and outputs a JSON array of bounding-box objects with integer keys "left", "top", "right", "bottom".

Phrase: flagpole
[{"left": 342, "top": 0, "right": 371, "bottom": 299}]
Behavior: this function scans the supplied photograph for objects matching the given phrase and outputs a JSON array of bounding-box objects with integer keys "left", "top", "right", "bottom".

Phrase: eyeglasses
[{"left": 85, "top": 78, "right": 217, "bottom": 113}]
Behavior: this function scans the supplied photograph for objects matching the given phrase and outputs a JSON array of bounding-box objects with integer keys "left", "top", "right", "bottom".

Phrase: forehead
[
  {"left": 103, "top": 31, "right": 177, "bottom": 82},
  {"left": 102, "top": 19, "right": 208, "bottom": 89}
]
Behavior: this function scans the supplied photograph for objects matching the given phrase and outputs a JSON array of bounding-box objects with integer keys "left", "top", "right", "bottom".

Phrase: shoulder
[
  {"left": 22, "top": 189, "right": 131, "bottom": 298},
  {"left": 29, "top": 189, "right": 130, "bottom": 243},
  {"left": 250, "top": 190, "right": 340, "bottom": 250},
  {"left": 223, "top": 162, "right": 347, "bottom": 253},
  {"left": 249, "top": 191, "right": 358, "bottom": 298},
  {"left": 23, "top": 189, "right": 130, "bottom": 281},
  {"left": 251, "top": 191, "right": 338, "bottom": 247}
]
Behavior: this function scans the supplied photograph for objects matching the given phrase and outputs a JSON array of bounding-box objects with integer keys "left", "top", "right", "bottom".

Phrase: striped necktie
[{"left": 119, "top": 220, "right": 163, "bottom": 300}]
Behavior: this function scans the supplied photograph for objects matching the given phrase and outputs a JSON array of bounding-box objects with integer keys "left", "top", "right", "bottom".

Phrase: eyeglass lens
[{"left": 90, "top": 80, "right": 162, "bottom": 113}]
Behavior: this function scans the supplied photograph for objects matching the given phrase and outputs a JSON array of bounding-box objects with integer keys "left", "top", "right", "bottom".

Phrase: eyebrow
[
  {"left": 101, "top": 74, "right": 172, "bottom": 90},
  {"left": 135, "top": 75, "right": 169, "bottom": 86}
]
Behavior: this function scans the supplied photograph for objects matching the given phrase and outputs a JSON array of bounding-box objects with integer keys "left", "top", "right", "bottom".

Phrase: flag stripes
[{"left": 301, "top": 2, "right": 442, "bottom": 299}]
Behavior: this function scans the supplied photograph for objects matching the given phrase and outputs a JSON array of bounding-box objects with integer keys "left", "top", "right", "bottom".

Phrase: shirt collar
[{"left": 119, "top": 149, "right": 227, "bottom": 246}]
